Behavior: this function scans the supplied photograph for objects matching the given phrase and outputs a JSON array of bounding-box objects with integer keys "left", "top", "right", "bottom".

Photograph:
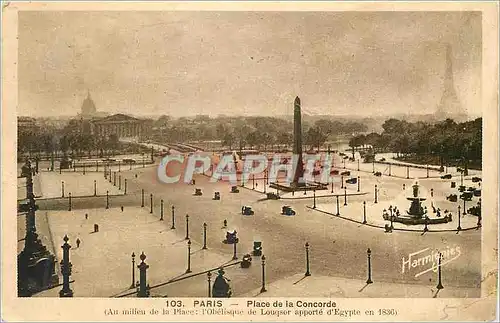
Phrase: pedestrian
[
  {"left": 223, "top": 219, "right": 227, "bottom": 228},
  {"left": 85, "top": 213, "right": 88, "bottom": 220},
  {"left": 76, "top": 238, "right": 81, "bottom": 248},
  {"left": 135, "top": 174, "right": 138, "bottom": 178},
  {"left": 121, "top": 206, "right": 124, "bottom": 212}
]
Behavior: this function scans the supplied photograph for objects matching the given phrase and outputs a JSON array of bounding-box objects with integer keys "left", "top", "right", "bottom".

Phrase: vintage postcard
[{"left": 1, "top": 1, "right": 498, "bottom": 322}]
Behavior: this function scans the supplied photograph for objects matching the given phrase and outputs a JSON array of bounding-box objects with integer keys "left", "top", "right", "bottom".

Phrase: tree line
[{"left": 349, "top": 118, "right": 482, "bottom": 169}]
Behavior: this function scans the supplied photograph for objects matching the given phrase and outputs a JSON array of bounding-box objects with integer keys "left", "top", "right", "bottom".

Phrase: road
[{"left": 33, "top": 157, "right": 481, "bottom": 297}]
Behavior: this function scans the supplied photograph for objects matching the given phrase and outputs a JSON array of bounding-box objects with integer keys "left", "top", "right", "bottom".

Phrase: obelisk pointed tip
[{"left": 294, "top": 96, "right": 301, "bottom": 105}]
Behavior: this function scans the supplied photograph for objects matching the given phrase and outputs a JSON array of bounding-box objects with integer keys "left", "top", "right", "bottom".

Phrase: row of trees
[
  {"left": 152, "top": 115, "right": 367, "bottom": 151},
  {"left": 349, "top": 118, "right": 482, "bottom": 168},
  {"left": 17, "top": 120, "right": 149, "bottom": 159}
]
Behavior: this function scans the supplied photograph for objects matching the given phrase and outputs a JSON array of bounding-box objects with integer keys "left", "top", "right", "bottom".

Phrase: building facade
[{"left": 91, "top": 114, "right": 152, "bottom": 140}]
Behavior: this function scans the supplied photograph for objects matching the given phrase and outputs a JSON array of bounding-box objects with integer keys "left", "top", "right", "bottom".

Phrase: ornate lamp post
[
  {"left": 61, "top": 181, "right": 65, "bottom": 198},
  {"left": 366, "top": 248, "right": 373, "bottom": 284},
  {"left": 374, "top": 185, "right": 378, "bottom": 204},
  {"left": 305, "top": 242, "right": 311, "bottom": 276},
  {"left": 389, "top": 205, "right": 394, "bottom": 230},
  {"left": 94, "top": 180, "right": 97, "bottom": 196},
  {"left": 357, "top": 176, "right": 360, "bottom": 192},
  {"left": 160, "top": 199, "right": 164, "bottom": 221},
  {"left": 106, "top": 190, "right": 109, "bottom": 209},
  {"left": 232, "top": 239, "right": 238, "bottom": 260},
  {"left": 457, "top": 205, "right": 462, "bottom": 231},
  {"left": 124, "top": 179, "right": 127, "bottom": 195},
  {"left": 260, "top": 255, "right": 267, "bottom": 293},
  {"left": 344, "top": 187, "right": 347, "bottom": 206},
  {"left": 185, "top": 214, "right": 190, "bottom": 240},
  {"left": 313, "top": 189, "right": 316, "bottom": 209},
  {"left": 68, "top": 193, "right": 72, "bottom": 211},
  {"left": 363, "top": 201, "right": 367, "bottom": 224},
  {"left": 141, "top": 189, "right": 144, "bottom": 208},
  {"left": 59, "top": 235, "right": 73, "bottom": 297},
  {"left": 186, "top": 239, "right": 192, "bottom": 273},
  {"left": 207, "top": 272, "right": 212, "bottom": 297},
  {"left": 203, "top": 223, "right": 208, "bottom": 249},
  {"left": 150, "top": 194, "right": 153, "bottom": 214},
  {"left": 130, "top": 252, "right": 136, "bottom": 288},
  {"left": 118, "top": 175, "right": 121, "bottom": 190},
  {"left": 171, "top": 206, "right": 176, "bottom": 229},
  {"left": 436, "top": 252, "right": 444, "bottom": 290},
  {"left": 336, "top": 195, "right": 340, "bottom": 216}
]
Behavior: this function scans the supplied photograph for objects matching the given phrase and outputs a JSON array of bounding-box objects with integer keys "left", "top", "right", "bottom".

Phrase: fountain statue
[{"left": 407, "top": 181, "right": 427, "bottom": 218}]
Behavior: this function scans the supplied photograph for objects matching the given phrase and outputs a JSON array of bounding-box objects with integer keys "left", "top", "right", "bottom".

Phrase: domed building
[{"left": 81, "top": 91, "right": 97, "bottom": 118}]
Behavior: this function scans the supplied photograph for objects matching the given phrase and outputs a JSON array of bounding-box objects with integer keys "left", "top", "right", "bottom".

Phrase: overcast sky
[{"left": 18, "top": 11, "right": 482, "bottom": 118}]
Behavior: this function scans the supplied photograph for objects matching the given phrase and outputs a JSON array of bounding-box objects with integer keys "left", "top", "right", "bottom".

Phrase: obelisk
[{"left": 292, "top": 96, "right": 305, "bottom": 187}]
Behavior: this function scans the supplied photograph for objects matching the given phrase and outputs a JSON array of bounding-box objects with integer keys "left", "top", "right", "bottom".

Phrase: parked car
[{"left": 122, "top": 158, "right": 136, "bottom": 164}]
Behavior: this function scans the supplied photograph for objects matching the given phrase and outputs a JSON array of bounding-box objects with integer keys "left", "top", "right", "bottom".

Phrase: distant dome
[{"left": 81, "top": 91, "right": 97, "bottom": 116}]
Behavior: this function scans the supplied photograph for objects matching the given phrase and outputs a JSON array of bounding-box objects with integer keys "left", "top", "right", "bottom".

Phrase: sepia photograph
[{"left": 2, "top": 1, "right": 498, "bottom": 322}]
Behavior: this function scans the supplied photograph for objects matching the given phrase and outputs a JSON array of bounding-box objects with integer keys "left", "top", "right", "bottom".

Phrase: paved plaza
[{"left": 18, "top": 152, "right": 482, "bottom": 297}]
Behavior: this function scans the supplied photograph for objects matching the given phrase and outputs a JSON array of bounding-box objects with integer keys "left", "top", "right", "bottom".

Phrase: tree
[{"left": 305, "top": 127, "right": 327, "bottom": 152}]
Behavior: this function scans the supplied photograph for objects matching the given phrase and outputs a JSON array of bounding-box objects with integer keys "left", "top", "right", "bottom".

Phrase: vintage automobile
[
  {"left": 440, "top": 174, "right": 452, "bottom": 179},
  {"left": 473, "top": 189, "right": 481, "bottom": 197},
  {"left": 460, "top": 192, "right": 473, "bottom": 201},
  {"left": 451, "top": 181, "right": 456, "bottom": 188},
  {"left": 446, "top": 194, "right": 458, "bottom": 202},
  {"left": 282, "top": 205, "right": 296, "bottom": 216},
  {"left": 231, "top": 186, "right": 240, "bottom": 193},
  {"left": 242, "top": 206, "right": 254, "bottom": 215},
  {"left": 340, "top": 171, "right": 351, "bottom": 176},
  {"left": 194, "top": 188, "right": 203, "bottom": 196},
  {"left": 468, "top": 205, "right": 481, "bottom": 217},
  {"left": 458, "top": 185, "right": 466, "bottom": 192},
  {"left": 213, "top": 192, "right": 221, "bottom": 200},
  {"left": 345, "top": 177, "right": 357, "bottom": 184},
  {"left": 122, "top": 158, "right": 136, "bottom": 164},
  {"left": 472, "top": 177, "right": 482, "bottom": 183},
  {"left": 266, "top": 192, "right": 280, "bottom": 200},
  {"left": 60, "top": 156, "right": 73, "bottom": 169},
  {"left": 467, "top": 187, "right": 476, "bottom": 192},
  {"left": 224, "top": 230, "right": 239, "bottom": 244},
  {"left": 253, "top": 241, "right": 262, "bottom": 256},
  {"left": 240, "top": 254, "right": 252, "bottom": 268},
  {"left": 374, "top": 172, "right": 382, "bottom": 177}
]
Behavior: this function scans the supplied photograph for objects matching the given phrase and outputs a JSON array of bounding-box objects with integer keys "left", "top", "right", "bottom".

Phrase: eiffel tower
[{"left": 435, "top": 44, "right": 467, "bottom": 121}]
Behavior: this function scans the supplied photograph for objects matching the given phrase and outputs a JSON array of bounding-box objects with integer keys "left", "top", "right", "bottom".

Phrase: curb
[{"left": 308, "top": 206, "right": 480, "bottom": 233}]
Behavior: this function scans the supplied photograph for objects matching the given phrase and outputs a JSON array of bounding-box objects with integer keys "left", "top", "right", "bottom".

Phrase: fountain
[
  {"left": 383, "top": 180, "right": 451, "bottom": 226},
  {"left": 407, "top": 181, "right": 427, "bottom": 218}
]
